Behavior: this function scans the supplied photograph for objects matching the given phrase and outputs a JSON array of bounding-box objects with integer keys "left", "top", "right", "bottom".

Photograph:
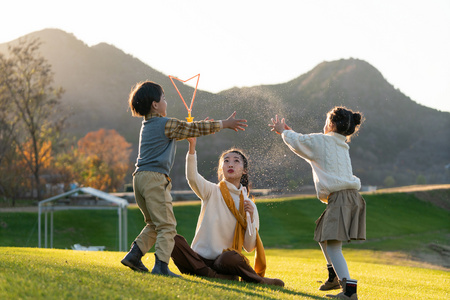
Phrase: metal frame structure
[{"left": 38, "top": 187, "right": 129, "bottom": 251}]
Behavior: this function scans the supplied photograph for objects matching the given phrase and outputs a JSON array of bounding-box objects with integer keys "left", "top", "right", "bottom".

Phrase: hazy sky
[{"left": 1, "top": 0, "right": 449, "bottom": 112}]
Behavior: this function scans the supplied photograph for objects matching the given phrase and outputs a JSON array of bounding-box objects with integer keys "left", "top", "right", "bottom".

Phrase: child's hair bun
[{"left": 353, "top": 113, "right": 362, "bottom": 125}]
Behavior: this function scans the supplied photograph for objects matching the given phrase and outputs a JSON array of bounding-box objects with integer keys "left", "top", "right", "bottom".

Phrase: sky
[{"left": 1, "top": 0, "right": 449, "bottom": 112}]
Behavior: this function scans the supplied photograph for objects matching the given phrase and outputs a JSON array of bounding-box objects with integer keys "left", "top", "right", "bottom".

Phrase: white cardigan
[
  {"left": 282, "top": 130, "right": 361, "bottom": 203},
  {"left": 186, "top": 152, "right": 259, "bottom": 260}
]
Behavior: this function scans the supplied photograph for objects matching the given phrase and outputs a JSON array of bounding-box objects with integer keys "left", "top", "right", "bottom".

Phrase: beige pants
[{"left": 133, "top": 171, "right": 177, "bottom": 264}]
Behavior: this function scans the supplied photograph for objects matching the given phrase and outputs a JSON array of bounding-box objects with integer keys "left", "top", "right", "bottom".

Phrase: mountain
[{"left": 1, "top": 29, "right": 449, "bottom": 191}]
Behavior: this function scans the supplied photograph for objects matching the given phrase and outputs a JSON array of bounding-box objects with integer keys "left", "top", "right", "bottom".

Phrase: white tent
[{"left": 38, "top": 187, "right": 129, "bottom": 251}]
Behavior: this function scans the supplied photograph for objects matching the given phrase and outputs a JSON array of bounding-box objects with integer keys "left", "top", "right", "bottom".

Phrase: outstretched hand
[
  {"left": 222, "top": 112, "right": 248, "bottom": 132},
  {"left": 269, "top": 115, "right": 291, "bottom": 134}
]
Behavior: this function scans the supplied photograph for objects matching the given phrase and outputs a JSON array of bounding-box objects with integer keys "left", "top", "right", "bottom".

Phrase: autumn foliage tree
[
  {"left": 0, "top": 37, "right": 66, "bottom": 201},
  {"left": 74, "top": 129, "right": 132, "bottom": 192}
]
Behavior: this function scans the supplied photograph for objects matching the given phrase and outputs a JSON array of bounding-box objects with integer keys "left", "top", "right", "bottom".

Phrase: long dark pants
[{"left": 171, "top": 234, "right": 264, "bottom": 283}]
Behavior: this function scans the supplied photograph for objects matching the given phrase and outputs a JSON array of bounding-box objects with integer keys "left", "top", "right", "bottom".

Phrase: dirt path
[
  {"left": 368, "top": 184, "right": 450, "bottom": 211},
  {"left": 369, "top": 184, "right": 450, "bottom": 194}
]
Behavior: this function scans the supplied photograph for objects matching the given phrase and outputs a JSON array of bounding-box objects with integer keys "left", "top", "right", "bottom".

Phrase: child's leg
[
  {"left": 134, "top": 171, "right": 177, "bottom": 264},
  {"left": 326, "top": 240, "right": 350, "bottom": 280},
  {"left": 319, "top": 241, "right": 333, "bottom": 265},
  {"left": 325, "top": 243, "right": 358, "bottom": 299},
  {"left": 318, "top": 241, "right": 340, "bottom": 291},
  {"left": 133, "top": 173, "right": 157, "bottom": 253}
]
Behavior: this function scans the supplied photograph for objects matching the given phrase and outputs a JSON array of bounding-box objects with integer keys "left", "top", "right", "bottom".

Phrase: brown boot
[
  {"left": 320, "top": 277, "right": 341, "bottom": 291},
  {"left": 319, "top": 265, "right": 340, "bottom": 290}
]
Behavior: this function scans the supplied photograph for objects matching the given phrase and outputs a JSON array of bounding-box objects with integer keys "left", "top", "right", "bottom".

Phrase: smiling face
[{"left": 219, "top": 151, "right": 247, "bottom": 185}]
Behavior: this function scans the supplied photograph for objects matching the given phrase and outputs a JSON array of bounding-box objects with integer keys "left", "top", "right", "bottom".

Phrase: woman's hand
[
  {"left": 187, "top": 117, "right": 213, "bottom": 154},
  {"left": 244, "top": 200, "right": 254, "bottom": 222},
  {"left": 187, "top": 137, "right": 196, "bottom": 154}
]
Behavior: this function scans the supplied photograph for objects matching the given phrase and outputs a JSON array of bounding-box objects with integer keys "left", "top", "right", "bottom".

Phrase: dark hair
[
  {"left": 128, "top": 81, "right": 164, "bottom": 117},
  {"left": 217, "top": 148, "right": 250, "bottom": 196},
  {"left": 327, "top": 106, "right": 364, "bottom": 141}
]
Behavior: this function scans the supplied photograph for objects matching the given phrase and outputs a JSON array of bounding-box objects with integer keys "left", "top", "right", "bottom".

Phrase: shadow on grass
[{"left": 181, "top": 276, "right": 324, "bottom": 299}]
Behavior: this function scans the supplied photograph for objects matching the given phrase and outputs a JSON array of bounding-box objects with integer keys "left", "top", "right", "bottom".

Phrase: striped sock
[
  {"left": 326, "top": 264, "right": 336, "bottom": 282},
  {"left": 345, "top": 279, "right": 357, "bottom": 297}
]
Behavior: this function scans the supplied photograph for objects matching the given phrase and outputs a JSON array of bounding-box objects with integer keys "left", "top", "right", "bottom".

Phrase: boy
[{"left": 121, "top": 81, "right": 247, "bottom": 277}]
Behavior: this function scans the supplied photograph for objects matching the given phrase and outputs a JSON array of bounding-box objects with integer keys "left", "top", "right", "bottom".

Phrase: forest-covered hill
[{"left": 1, "top": 28, "right": 449, "bottom": 190}]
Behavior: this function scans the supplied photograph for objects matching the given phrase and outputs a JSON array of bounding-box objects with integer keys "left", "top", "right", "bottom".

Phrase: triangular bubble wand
[{"left": 168, "top": 74, "right": 200, "bottom": 122}]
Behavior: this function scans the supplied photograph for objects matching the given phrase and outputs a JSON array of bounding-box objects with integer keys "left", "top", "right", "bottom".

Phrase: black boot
[
  {"left": 121, "top": 242, "right": 149, "bottom": 272},
  {"left": 319, "top": 264, "right": 340, "bottom": 290},
  {"left": 151, "top": 254, "right": 181, "bottom": 278}
]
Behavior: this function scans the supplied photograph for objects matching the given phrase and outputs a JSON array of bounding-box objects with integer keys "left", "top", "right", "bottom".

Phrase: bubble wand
[
  {"left": 242, "top": 187, "right": 253, "bottom": 236},
  {"left": 168, "top": 74, "right": 200, "bottom": 122},
  {"left": 247, "top": 212, "right": 253, "bottom": 236}
]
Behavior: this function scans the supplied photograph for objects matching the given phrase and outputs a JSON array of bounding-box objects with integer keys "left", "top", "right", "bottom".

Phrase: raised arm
[
  {"left": 165, "top": 113, "right": 247, "bottom": 140},
  {"left": 221, "top": 111, "right": 248, "bottom": 132},
  {"left": 186, "top": 138, "right": 215, "bottom": 201},
  {"left": 268, "top": 114, "right": 292, "bottom": 134},
  {"left": 269, "top": 114, "right": 317, "bottom": 161}
]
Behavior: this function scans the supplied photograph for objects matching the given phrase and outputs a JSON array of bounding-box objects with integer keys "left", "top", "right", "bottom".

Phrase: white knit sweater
[
  {"left": 186, "top": 152, "right": 259, "bottom": 260},
  {"left": 282, "top": 130, "right": 361, "bottom": 203}
]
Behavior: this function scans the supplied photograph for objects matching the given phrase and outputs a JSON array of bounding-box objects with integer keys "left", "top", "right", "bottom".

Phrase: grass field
[
  {"left": 0, "top": 247, "right": 448, "bottom": 299},
  {"left": 0, "top": 188, "right": 449, "bottom": 299}
]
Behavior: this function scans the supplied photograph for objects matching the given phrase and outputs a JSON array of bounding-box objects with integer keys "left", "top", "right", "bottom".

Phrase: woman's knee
[
  {"left": 215, "top": 250, "right": 244, "bottom": 269},
  {"left": 174, "top": 234, "right": 186, "bottom": 244},
  {"left": 172, "top": 234, "right": 189, "bottom": 252}
]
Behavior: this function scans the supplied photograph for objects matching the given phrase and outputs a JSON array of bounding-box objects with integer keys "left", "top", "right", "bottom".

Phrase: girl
[
  {"left": 170, "top": 137, "right": 284, "bottom": 286},
  {"left": 269, "top": 106, "right": 366, "bottom": 300}
]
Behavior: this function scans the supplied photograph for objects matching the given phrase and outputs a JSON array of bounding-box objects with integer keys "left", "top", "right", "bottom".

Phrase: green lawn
[
  {"left": 0, "top": 190, "right": 449, "bottom": 299},
  {"left": 0, "top": 247, "right": 448, "bottom": 299},
  {"left": 1, "top": 192, "right": 449, "bottom": 258}
]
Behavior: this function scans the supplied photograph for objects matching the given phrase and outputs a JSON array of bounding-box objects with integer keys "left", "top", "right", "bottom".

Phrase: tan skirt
[{"left": 314, "top": 189, "right": 366, "bottom": 242}]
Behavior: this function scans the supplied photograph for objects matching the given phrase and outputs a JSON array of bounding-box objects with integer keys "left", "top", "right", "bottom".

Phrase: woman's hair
[
  {"left": 128, "top": 81, "right": 164, "bottom": 117},
  {"left": 327, "top": 106, "right": 364, "bottom": 141},
  {"left": 217, "top": 148, "right": 250, "bottom": 195}
]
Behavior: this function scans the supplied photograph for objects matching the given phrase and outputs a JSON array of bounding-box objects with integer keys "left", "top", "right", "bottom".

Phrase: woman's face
[{"left": 221, "top": 152, "right": 246, "bottom": 182}]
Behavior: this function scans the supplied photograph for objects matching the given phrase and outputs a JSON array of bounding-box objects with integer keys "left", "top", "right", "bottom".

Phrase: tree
[
  {"left": 75, "top": 129, "right": 132, "bottom": 192},
  {"left": 383, "top": 175, "right": 396, "bottom": 188},
  {"left": 416, "top": 174, "right": 427, "bottom": 185},
  {"left": 0, "top": 37, "right": 66, "bottom": 200}
]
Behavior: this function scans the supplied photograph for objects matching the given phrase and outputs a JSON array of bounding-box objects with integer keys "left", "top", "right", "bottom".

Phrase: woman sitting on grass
[{"left": 170, "top": 137, "right": 284, "bottom": 287}]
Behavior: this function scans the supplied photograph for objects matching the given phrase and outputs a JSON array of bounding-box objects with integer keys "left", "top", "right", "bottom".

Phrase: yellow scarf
[{"left": 219, "top": 181, "right": 266, "bottom": 277}]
